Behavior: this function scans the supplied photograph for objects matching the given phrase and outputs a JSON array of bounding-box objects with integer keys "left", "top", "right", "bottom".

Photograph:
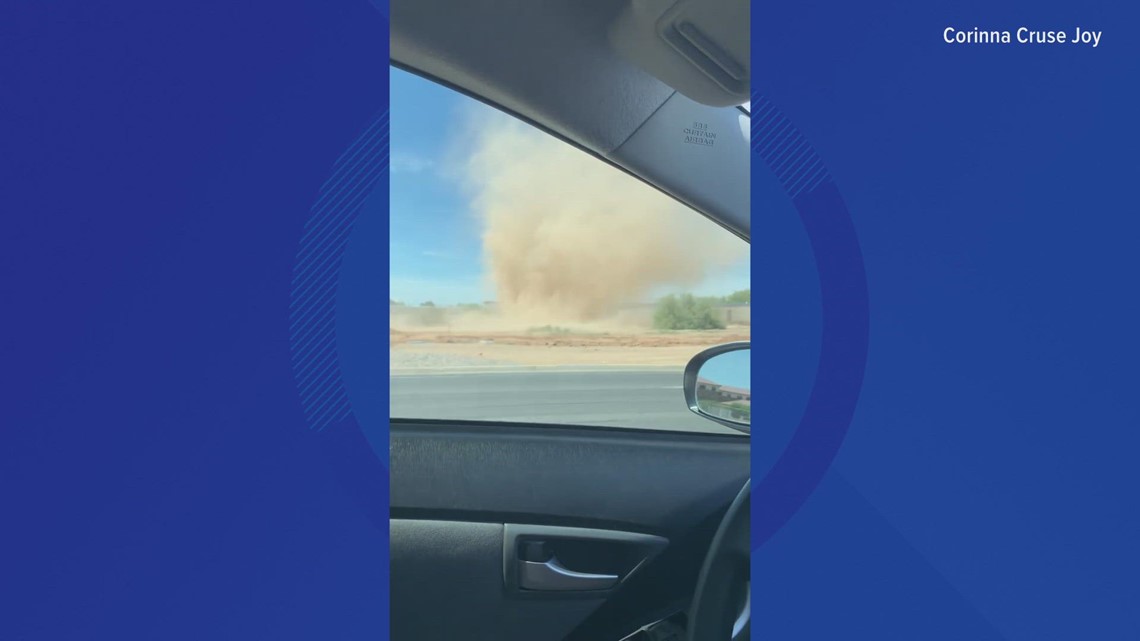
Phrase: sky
[
  {"left": 388, "top": 67, "right": 750, "bottom": 307},
  {"left": 700, "top": 348, "right": 751, "bottom": 391},
  {"left": 389, "top": 69, "right": 489, "bottom": 305}
]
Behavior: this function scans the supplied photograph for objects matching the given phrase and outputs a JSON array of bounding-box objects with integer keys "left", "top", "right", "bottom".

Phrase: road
[{"left": 390, "top": 367, "right": 739, "bottom": 434}]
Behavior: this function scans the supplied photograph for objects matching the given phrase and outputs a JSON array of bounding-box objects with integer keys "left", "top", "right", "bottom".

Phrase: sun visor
[
  {"left": 609, "top": 91, "right": 750, "bottom": 240},
  {"left": 609, "top": 0, "right": 750, "bottom": 108}
]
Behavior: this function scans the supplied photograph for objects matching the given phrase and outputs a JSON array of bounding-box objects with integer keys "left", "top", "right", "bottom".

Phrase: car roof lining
[{"left": 391, "top": 0, "right": 674, "bottom": 155}]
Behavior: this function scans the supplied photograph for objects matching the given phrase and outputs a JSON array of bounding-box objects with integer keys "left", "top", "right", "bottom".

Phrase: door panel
[
  {"left": 391, "top": 520, "right": 605, "bottom": 641},
  {"left": 390, "top": 421, "right": 749, "bottom": 641}
]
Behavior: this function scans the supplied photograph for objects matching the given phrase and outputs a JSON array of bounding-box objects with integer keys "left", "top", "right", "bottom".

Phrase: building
[{"left": 695, "top": 378, "right": 751, "bottom": 405}]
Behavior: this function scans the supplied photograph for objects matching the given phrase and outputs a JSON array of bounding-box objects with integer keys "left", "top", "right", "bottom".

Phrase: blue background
[
  {"left": 755, "top": 0, "right": 1140, "bottom": 638},
  {"left": 2, "top": 1, "right": 390, "bottom": 639},
  {"left": 4, "top": 0, "right": 1140, "bottom": 639}
]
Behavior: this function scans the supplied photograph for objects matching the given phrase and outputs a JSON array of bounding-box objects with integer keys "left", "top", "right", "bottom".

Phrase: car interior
[{"left": 389, "top": 1, "right": 751, "bottom": 639}]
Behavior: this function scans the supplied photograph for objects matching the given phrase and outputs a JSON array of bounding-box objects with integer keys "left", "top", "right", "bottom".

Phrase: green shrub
[
  {"left": 653, "top": 294, "right": 725, "bottom": 330},
  {"left": 723, "top": 289, "right": 750, "bottom": 304}
]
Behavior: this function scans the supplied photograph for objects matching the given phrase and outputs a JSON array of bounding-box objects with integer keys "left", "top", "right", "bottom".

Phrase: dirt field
[{"left": 390, "top": 328, "right": 751, "bottom": 368}]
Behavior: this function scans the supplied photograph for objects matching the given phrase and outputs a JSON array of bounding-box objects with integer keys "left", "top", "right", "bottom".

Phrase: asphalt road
[{"left": 390, "top": 367, "right": 740, "bottom": 434}]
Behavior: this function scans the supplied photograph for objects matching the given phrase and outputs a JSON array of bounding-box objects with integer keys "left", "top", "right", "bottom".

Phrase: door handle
[
  {"left": 503, "top": 524, "right": 668, "bottom": 597},
  {"left": 519, "top": 557, "right": 619, "bottom": 591}
]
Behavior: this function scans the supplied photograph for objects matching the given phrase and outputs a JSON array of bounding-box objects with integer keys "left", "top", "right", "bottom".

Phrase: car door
[
  {"left": 388, "top": 67, "right": 750, "bottom": 641},
  {"left": 390, "top": 422, "right": 747, "bottom": 641}
]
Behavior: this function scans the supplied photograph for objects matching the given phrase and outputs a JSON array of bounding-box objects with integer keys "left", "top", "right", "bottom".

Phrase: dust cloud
[{"left": 458, "top": 112, "right": 745, "bottom": 324}]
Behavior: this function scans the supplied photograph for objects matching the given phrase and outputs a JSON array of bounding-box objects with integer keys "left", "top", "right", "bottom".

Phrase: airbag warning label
[{"left": 683, "top": 121, "right": 717, "bottom": 147}]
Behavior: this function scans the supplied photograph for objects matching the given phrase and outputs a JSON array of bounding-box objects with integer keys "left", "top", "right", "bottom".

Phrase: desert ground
[{"left": 390, "top": 326, "right": 751, "bottom": 369}]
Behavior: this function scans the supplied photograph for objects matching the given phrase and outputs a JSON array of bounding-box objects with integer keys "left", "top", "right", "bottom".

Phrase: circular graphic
[{"left": 750, "top": 93, "right": 869, "bottom": 548}]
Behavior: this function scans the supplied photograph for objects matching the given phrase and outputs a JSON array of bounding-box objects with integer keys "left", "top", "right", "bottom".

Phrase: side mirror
[{"left": 683, "top": 342, "right": 751, "bottom": 433}]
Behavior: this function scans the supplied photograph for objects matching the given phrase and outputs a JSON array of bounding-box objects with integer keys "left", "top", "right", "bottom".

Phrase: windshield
[{"left": 389, "top": 68, "right": 750, "bottom": 434}]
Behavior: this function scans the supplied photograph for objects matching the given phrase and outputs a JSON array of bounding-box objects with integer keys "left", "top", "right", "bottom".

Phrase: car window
[{"left": 389, "top": 67, "right": 750, "bottom": 434}]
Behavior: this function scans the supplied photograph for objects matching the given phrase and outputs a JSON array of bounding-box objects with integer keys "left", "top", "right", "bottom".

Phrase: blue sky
[
  {"left": 389, "top": 67, "right": 749, "bottom": 307},
  {"left": 701, "top": 348, "right": 751, "bottom": 390},
  {"left": 389, "top": 68, "right": 490, "bottom": 305}
]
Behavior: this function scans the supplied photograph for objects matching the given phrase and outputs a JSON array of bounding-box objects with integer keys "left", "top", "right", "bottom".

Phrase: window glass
[{"left": 389, "top": 68, "right": 750, "bottom": 434}]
